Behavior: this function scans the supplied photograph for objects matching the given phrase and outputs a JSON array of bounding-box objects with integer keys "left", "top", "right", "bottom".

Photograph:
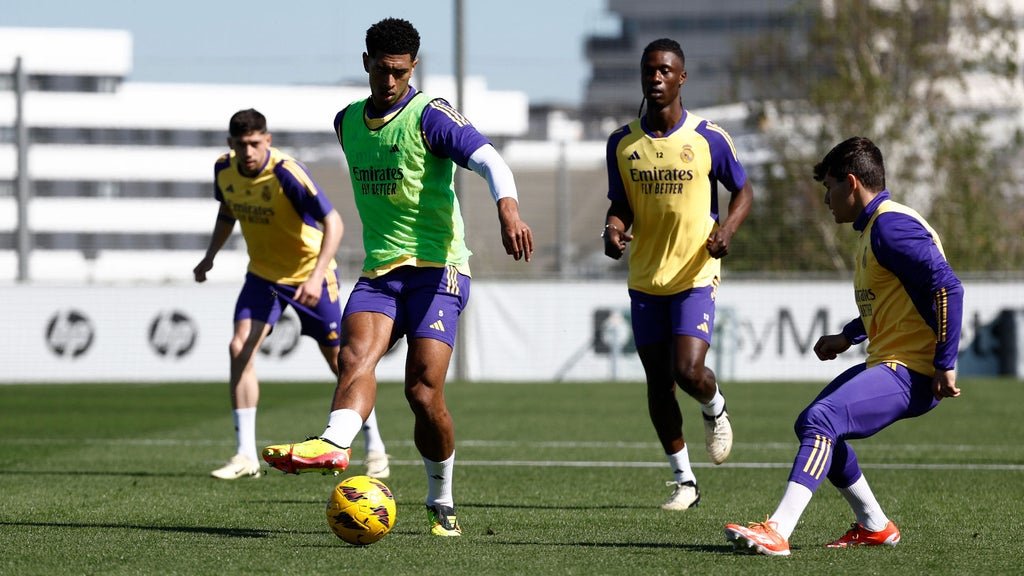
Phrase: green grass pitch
[{"left": 1, "top": 378, "right": 1021, "bottom": 575}]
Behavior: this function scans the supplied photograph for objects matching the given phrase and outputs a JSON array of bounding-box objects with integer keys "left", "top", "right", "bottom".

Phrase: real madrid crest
[{"left": 680, "top": 145, "right": 694, "bottom": 163}]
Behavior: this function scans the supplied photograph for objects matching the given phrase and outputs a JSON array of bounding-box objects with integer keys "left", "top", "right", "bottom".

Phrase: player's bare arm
[
  {"left": 813, "top": 333, "right": 851, "bottom": 361},
  {"left": 707, "top": 180, "right": 753, "bottom": 258},
  {"left": 497, "top": 197, "right": 533, "bottom": 262},
  {"left": 933, "top": 369, "right": 961, "bottom": 400},
  {"left": 194, "top": 204, "right": 236, "bottom": 283},
  {"left": 603, "top": 201, "right": 633, "bottom": 260},
  {"left": 294, "top": 209, "right": 343, "bottom": 306}
]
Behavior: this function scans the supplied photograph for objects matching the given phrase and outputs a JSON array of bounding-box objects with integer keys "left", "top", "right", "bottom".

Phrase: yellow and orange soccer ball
[{"left": 325, "top": 475, "right": 397, "bottom": 545}]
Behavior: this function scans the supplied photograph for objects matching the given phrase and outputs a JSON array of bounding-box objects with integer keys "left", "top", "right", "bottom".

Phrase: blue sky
[{"left": 4, "top": 0, "right": 617, "bottom": 105}]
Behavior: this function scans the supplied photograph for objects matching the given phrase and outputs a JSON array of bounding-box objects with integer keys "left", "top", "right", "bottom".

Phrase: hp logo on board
[
  {"left": 149, "top": 310, "right": 198, "bottom": 358},
  {"left": 45, "top": 309, "right": 95, "bottom": 359},
  {"left": 260, "top": 313, "right": 300, "bottom": 357}
]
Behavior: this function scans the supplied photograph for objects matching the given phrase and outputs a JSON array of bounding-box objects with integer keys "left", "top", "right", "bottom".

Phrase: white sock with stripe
[
  {"left": 321, "top": 408, "right": 363, "bottom": 449},
  {"left": 701, "top": 388, "right": 726, "bottom": 417},
  {"left": 839, "top": 475, "right": 889, "bottom": 532},
  {"left": 667, "top": 446, "right": 696, "bottom": 484},
  {"left": 769, "top": 481, "right": 813, "bottom": 540},
  {"left": 424, "top": 452, "right": 455, "bottom": 508}
]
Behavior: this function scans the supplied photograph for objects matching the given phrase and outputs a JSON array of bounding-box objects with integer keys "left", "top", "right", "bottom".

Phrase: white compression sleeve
[{"left": 467, "top": 144, "right": 519, "bottom": 203}]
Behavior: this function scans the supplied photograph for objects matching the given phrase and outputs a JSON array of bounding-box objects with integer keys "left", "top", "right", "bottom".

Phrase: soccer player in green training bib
[{"left": 263, "top": 18, "right": 534, "bottom": 537}]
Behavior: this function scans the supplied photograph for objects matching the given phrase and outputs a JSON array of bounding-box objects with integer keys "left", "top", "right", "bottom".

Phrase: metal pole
[
  {"left": 14, "top": 56, "right": 31, "bottom": 283},
  {"left": 453, "top": 0, "right": 466, "bottom": 204},
  {"left": 453, "top": 0, "right": 468, "bottom": 382},
  {"left": 557, "top": 141, "right": 571, "bottom": 278},
  {"left": 454, "top": 0, "right": 465, "bottom": 115}
]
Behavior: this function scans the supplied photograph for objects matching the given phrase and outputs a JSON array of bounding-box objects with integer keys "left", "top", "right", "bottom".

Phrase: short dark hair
[
  {"left": 228, "top": 108, "right": 267, "bottom": 138},
  {"left": 642, "top": 38, "right": 685, "bottom": 67},
  {"left": 813, "top": 136, "right": 886, "bottom": 191},
  {"left": 366, "top": 17, "right": 420, "bottom": 59}
]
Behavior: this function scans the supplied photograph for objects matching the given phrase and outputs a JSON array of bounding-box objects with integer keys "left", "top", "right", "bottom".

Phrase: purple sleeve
[
  {"left": 421, "top": 98, "right": 491, "bottom": 168},
  {"left": 213, "top": 155, "right": 231, "bottom": 202},
  {"left": 871, "top": 212, "right": 964, "bottom": 370},
  {"left": 842, "top": 318, "right": 867, "bottom": 344},
  {"left": 695, "top": 122, "right": 747, "bottom": 192},
  {"left": 606, "top": 127, "right": 630, "bottom": 203},
  {"left": 274, "top": 160, "right": 334, "bottom": 227},
  {"left": 333, "top": 107, "right": 347, "bottom": 149}
]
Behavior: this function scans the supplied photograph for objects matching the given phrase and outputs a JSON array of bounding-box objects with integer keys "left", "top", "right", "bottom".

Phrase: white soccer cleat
[
  {"left": 703, "top": 407, "right": 733, "bottom": 465},
  {"left": 661, "top": 480, "right": 701, "bottom": 510},
  {"left": 210, "top": 454, "right": 261, "bottom": 480},
  {"left": 364, "top": 450, "right": 391, "bottom": 479}
]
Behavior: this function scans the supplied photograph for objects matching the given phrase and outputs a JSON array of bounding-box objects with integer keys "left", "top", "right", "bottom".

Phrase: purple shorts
[
  {"left": 234, "top": 272, "right": 342, "bottom": 347},
  {"left": 788, "top": 362, "right": 939, "bottom": 490},
  {"left": 343, "top": 265, "right": 470, "bottom": 349},
  {"left": 628, "top": 285, "right": 716, "bottom": 347}
]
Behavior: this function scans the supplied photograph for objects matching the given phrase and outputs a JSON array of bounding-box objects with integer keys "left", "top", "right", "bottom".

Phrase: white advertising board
[
  {"left": 0, "top": 281, "right": 1019, "bottom": 383},
  {"left": 0, "top": 283, "right": 408, "bottom": 383}
]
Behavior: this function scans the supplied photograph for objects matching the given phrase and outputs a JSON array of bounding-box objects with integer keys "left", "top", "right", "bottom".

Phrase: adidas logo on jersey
[
  {"left": 697, "top": 322, "right": 709, "bottom": 334},
  {"left": 430, "top": 320, "right": 445, "bottom": 332},
  {"left": 628, "top": 150, "right": 641, "bottom": 161}
]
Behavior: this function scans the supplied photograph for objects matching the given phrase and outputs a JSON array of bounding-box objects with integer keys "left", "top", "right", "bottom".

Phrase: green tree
[{"left": 729, "top": 0, "right": 1024, "bottom": 273}]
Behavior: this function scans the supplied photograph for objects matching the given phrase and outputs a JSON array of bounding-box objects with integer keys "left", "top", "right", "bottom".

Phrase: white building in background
[{"left": 0, "top": 27, "right": 529, "bottom": 283}]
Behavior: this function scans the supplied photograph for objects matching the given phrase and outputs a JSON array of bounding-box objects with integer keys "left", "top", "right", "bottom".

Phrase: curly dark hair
[
  {"left": 814, "top": 136, "right": 886, "bottom": 191},
  {"left": 228, "top": 108, "right": 267, "bottom": 137},
  {"left": 366, "top": 17, "right": 420, "bottom": 59},
  {"left": 641, "top": 38, "right": 685, "bottom": 67}
]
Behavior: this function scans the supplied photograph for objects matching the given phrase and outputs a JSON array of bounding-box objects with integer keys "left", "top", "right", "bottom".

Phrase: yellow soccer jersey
[
  {"left": 606, "top": 112, "right": 747, "bottom": 295},
  {"left": 855, "top": 199, "right": 949, "bottom": 375},
  {"left": 214, "top": 147, "right": 336, "bottom": 285}
]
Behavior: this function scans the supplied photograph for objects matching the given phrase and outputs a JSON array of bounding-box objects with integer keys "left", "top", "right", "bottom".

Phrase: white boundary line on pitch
[
  {"left": 2, "top": 438, "right": 1020, "bottom": 471},
  {"left": 373, "top": 460, "right": 1024, "bottom": 472},
  {"left": 444, "top": 440, "right": 1017, "bottom": 454},
  {"left": 1, "top": 437, "right": 1014, "bottom": 453}
]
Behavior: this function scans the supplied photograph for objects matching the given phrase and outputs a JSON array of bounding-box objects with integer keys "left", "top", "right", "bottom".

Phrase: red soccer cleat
[
  {"left": 725, "top": 519, "right": 791, "bottom": 556},
  {"left": 826, "top": 520, "right": 901, "bottom": 548},
  {"left": 262, "top": 437, "right": 350, "bottom": 475}
]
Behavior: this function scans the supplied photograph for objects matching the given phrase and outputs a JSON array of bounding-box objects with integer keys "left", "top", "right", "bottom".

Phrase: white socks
[
  {"left": 233, "top": 407, "right": 258, "bottom": 463},
  {"left": 770, "top": 482, "right": 814, "bottom": 540},
  {"left": 767, "top": 476, "right": 888, "bottom": 541},
  {"left": 839, "top": 475, "right": 890, "bottom": 531},
  {"left": 701, "top": 388, "right": 726, "bottom": 418},
  {"left": 362, "top": 408, "right": 387, "bottom": 454},
  {"left": 667, "top": 446, "right": 696, "bottom": 485},
  {"left": 321, "top": 408, "right": 363, "bottom": 448},
  {"left": 424, "top": 452, "right": 455, "bottom": 507}
]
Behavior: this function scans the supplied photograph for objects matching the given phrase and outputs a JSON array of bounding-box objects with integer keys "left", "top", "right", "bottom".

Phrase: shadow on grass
[
  {"left": 237, "top": 499, "right": 642, "bottom": 511},
  {"left": 0, "top": 520, "right": 280, "bottom": 538},
  {"left": 373, "top": 529, "right": 736, "bottom": 554},
  {"left": 457, "top": 501, "right": 636, "bottom": 511},
  {"left": 241, "top": 500, "right": 639, "bottom": 511},
  {"left": 500, "top": 541, "right": 734, "bottom": 554},
  {"left": 0, "top": 470, "right": 197, "bottom": 478}
]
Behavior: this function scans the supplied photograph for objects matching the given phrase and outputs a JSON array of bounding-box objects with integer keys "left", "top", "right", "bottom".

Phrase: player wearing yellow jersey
[
  {"left": 195, "top": 109, "right": 389, "bottom": 481},
  {"left": 602, "top": 39, "right": 753, "bottom": 510},
  {"left": 725, "top": 137, "right": 963, "bottom": 556}
]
